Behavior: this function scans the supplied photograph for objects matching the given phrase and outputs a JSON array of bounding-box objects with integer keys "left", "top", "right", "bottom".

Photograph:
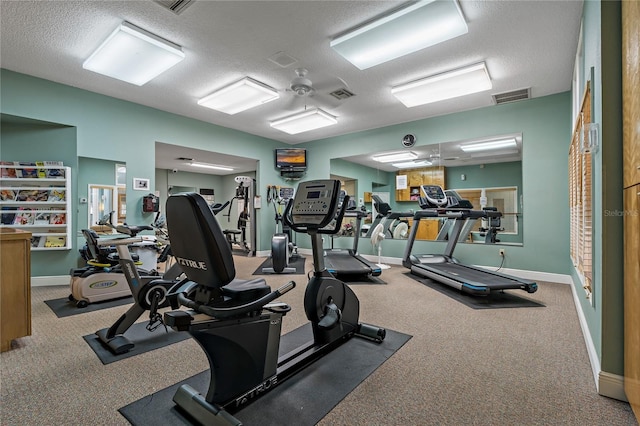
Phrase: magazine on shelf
[
  {"left": 1, "top": 207, "right": 17, "bottom": 225},
  {"left": 49, "top": 213, "right": 65, "bottom": 225},
  {"left": 15, "top": 189, "right": 48, "bottom": 202},
  {"left": 30, "top": 236, "right": 47, "bottom": 248},
  {"left": 0, "top": 161, "right": 65, "bottom": 179},
  {"left": 13, "top": 210, "right": 34, "bottom": 225},
  {"left": 47, "top": 189, "right": 65, "bottom": 201},
  {"left": 34, "top": 212, "right": 51, "bottom": 225},
  {"left": 0, "top": 189, "right": 16, "bottom": 201},
  {"left": 44, "top": 235, "right": 66, "bottom": 248},
  {"left": 46, "top": 168, "right": 65, "bottom": 179},
  {"left": 0, "top": 162, "right": 17, "bottom": 178},
  {"left": 19, "top": 162, "right": 38, "bottom": 178},
  {"left": 35, "top": 162, "right": 47, "bottom": 178}
]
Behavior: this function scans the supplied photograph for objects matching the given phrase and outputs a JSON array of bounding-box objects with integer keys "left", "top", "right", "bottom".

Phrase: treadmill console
[
  {"left": 419, "top": 185, "right": 448, "bottom": 208},
  {"left": 291, "top": 180, "right": 342, "bottom": 229}
]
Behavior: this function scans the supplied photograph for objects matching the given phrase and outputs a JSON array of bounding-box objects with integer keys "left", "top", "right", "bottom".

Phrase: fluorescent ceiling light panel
[
  {"left": 330, "top": 0, "right": 467, "bottom": 70},
  {"left": 198, "top": 77, "right": 280, "bottom": 115},
  {"left": 392, "top": 62, "right": 492, "bottom": 107},
  {"left": 190, "top": 162, "right": 234, "bottom": 171},
  {"left": 460, "top": 138, "right": 517, "bottom": 153},
  {"left": 392, "top": 159, "right": 433, "bottom": 168},
  {"left": 83, "top": 22, "right": 185, "bottom": 86},
  {"left": 373, "top": 151, "right": 418, "bottom": 163},
  {"left": 270, "top": 108, "right": 337, "bottom": 135}
]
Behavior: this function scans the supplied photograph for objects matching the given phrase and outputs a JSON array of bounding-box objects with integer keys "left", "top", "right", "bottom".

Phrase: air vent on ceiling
[
  {"left": 267, "top": 51, "right": 298, "bottom": 68},
  {"left": 177, "top": 157, "right": 194, "bottom": 161},
  {"left": 154, "top": 0, "right": 195, "bottom": 15},
  {"left": 492, "top": 88, "right": 531, "bottom": 105},
  {"left": 329, "top": 88, "right": 355, "bottom": 100}
]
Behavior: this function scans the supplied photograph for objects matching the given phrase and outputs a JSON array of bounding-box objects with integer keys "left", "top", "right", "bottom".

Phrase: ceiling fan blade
[{"left": 283, "top": 94, "right": 306, "bottom": 111}]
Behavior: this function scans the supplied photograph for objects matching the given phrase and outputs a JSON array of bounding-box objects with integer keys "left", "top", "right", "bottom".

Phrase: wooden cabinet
[
  {"left": 408, "top": 218, "right": 440, "bottom": 241},
  {"left": 623, "top": 0, "right": 640, "bottom": 418},
  {"left": 622, "top": 0, "right": 640, "bottom": 188},
  {"left": 395, "top": 166, "right": 446, "bottom": 202},
  {"left": 0, "top": 165, "right": 72, "bottom": 250},
  {"left": 0, "top": 228, "right": 32, "bottom": 352},
  {"left": 624, "top": 186, "right": 640, "bottom": 415}
]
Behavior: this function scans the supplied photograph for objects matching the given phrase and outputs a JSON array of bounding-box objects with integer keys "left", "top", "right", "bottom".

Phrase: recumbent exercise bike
[{"left": 163, "top": 179, "right": 385, "bottom": 425}]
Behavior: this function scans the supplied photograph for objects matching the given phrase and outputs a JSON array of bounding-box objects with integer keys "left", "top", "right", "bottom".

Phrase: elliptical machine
[
  {"left": 163, "top": 179, "right": 385, "bottom": 425},
  {"left": 69, "top": 213, "right": 158, "bottom": 308},
  {"left": 262, "top": 185, "right": 301, "bottom": 274}
]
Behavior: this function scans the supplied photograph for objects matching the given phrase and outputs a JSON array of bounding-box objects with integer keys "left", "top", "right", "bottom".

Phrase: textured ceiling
[{"left": 0, "top": 0, "right": 583, "bottom": 173}]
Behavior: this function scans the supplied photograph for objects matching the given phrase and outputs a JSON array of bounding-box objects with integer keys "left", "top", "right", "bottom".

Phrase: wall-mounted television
[{"left": 275, "top": 148, "right": 307, "bottom": 170}]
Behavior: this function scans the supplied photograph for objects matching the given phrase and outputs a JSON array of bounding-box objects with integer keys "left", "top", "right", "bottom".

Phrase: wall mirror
[
  {"left": 88, "top": 184, "right": 118, "bottom": 229},
  {"left": 116, "top": 163, "right": 126, "bottom": 223},
  {"left": 331, "top": 134, "right": 523, "bottom": 246}
]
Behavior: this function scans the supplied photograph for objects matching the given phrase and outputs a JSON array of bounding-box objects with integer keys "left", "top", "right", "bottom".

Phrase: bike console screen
[{"left": 291, "top": 180, "right": 341, "bottom": 229}]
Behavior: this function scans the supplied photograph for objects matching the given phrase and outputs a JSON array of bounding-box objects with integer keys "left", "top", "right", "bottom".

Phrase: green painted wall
[
  {"left": 445, "top": 161, "right": 522, "bottom": 191},
  {"left": 0, "top": 114, "right": 79, "bottom": 276},
  {"left": 0, "top": 69, "right": 288, "bottom": 268},
  {"left": 300, "top": 93, "right": 572, "bottom": 274},
  {"left": 155, "top": 168, "right": 224, "bottom": 212},
  {"left": 568, "top": 0, "right": 624, "bottom": 379},
  {"left": 330, "top": 158, "right": 394, "bottom": 209}
]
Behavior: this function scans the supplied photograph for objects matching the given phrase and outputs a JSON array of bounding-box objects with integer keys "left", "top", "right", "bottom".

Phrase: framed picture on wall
[{"left": 133, "top": 178, "right": 150, "bottom": 191}]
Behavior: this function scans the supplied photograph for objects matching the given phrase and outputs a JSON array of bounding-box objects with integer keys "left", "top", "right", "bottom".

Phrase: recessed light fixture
[
  {"left": 330, "top": 0, "right": 467, "bottom": 70},
  {"left": 392, "top": 62, "right": 492, "bottom": 107},
  {"left": 270, "top": 108, "right": 337, "bottom": 135},
  {"left": 83, "top": 22, "right": 185, "bottom": 86},
  {"left": 189, "top": 162, "right": 234, "bottom": 171},
  {"left": 460, "top": 138, "right": 517, "bottom": 153},
  {"left": 392, "top": 159, "right": 433, "bottom": 168},
  {"left": 198, "top": 77, "right": 280, "bottom": 115},
  {"left": 372, "top": 151, "right": 418, "bottom": 163}
]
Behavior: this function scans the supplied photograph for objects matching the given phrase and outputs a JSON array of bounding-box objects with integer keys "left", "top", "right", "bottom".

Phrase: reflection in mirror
[
  {"left": 332, "top": 134, "right": 523, "bottom": 245},
  {"left": 168, "top": 185, "right": 197, "bottom": 195},
  {"left": 116, "top": 163, "right": 126, "bottom": 224},
  {"left": 330, "top": 174, "right": 358, "bottom": 236},
  {"left": 88, "top": 184, "right": 118, "bottom": 229}
]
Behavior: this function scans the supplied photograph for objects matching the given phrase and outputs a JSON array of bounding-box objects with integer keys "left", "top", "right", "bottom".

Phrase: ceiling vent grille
[
  {"left": 492, "top": 88, "right": 531, "bottom": 105},
  {"left": 154, "top": 0, "right": 195, "bottom": 15},
  {"left": 329, "top": 88, "right": 355, "bottom": 100},
  {"left": 267, "top": 52, "right": 299, "bottom": 68}
]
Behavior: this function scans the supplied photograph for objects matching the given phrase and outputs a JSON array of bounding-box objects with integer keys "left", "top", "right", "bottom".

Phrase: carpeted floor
[{"left": 1, "top": 255, "right": 637, "bottom": 425}]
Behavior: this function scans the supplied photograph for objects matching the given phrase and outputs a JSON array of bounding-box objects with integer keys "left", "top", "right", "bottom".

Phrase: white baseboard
[
  {"left": 473, "top": 266, "right": 573, "bottom": 284},
  {"left": 568, "top": 276, "right": 601, "bottom": 392},
  {"left": 31, "top": 275, "right": 69, "bottom": 287},
  {"left": 567, "top": 278, "right": 628, "bottom": 401},
  {"left": 599, "top": 371, "right": 628, "bottom": 402}
]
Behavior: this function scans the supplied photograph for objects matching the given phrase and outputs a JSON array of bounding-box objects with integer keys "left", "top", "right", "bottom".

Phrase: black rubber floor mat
[{"left": 119, "top": 323, "right": 411, "bottom": 425}]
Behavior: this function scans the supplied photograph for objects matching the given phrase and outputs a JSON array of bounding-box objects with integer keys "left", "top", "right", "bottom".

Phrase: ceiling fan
[{"left": 281, "top": 68, "right": 353, "bottom": 111}]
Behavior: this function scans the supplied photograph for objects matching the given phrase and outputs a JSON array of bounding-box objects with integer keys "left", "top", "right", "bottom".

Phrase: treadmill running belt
[
  {"left": 426, "top": 263, "right": 523, "bottom": 285},
  {"left": 411, "top": 262, "right": 537, "bottom": 295},
  {"left": 325, "top": 251, "right": 381, "bottom": 276}
]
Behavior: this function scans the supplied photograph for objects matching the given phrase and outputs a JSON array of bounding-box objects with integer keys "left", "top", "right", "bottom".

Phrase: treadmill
[
  {"left": 402, "top": 185, "right": 537, "bottom": 296},
  {"left": 365, "top": 195, "right": 413, "bottom": 239},
  {"left": 325, "top": 206, "right": 382, "bottom": 278}
]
